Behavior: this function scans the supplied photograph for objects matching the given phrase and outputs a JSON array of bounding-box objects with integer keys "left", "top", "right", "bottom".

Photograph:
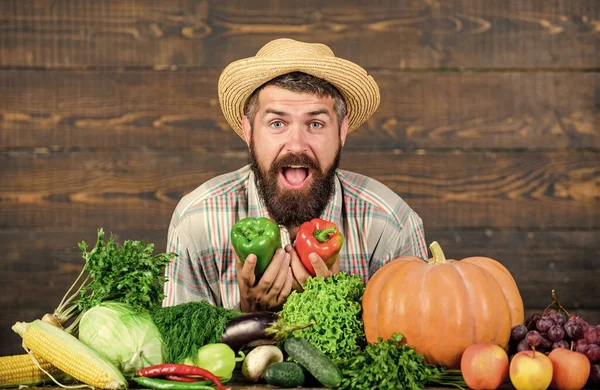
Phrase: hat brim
[{"left": 218, "top": 56, "right": 380, "bottom": 140}]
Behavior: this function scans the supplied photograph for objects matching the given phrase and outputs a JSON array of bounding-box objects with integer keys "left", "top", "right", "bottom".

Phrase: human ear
[
  {"left": 241, "top": 116, "right": 252, "bottom": 146},
  {"left": 339, "top": 116, "right": 349, "bottom": 147}
]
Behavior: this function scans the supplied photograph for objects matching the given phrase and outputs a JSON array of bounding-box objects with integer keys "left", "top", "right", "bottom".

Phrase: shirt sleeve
[
  {"left": 369, "top": 209, "right": 427, "bottom": 278},
  {"left": 397, "top": 210, "right": 428, "bottom": 259},
  {"left": 162, "top": 219, "right": 216, "bottom": 307}
]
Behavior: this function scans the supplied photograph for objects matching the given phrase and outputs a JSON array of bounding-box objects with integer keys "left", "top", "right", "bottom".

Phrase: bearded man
[{"left": 163, "top": 38, "right": 427, "bottom": 312}]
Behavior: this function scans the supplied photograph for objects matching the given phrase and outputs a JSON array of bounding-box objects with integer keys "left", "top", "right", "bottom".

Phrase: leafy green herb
[
  {"left": 150, "top": 301, "right": 241, "bottom": 364},
  {"left": 51, "top": 228, "right": 177, "bottom": 334},
  {"left": 278, "top": 272, "right": 365, "bottom": 363},
  {"left": 338, "top": 333, "right": 466, "bottom": 390}
]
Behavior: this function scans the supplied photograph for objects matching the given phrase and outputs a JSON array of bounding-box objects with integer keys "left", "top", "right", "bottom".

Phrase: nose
[{"left": 285, "top": 125, "right": 309, "bottom": 154}]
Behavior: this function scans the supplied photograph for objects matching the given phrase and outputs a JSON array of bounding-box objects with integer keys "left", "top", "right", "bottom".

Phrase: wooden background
[{"left": 0, "top": 1, "right": 598, "bottom": 355}]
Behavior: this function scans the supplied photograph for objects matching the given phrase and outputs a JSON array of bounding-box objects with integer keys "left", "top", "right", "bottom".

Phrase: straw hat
[{"left": 218, "top": 38, "right": 380, "bottom": 139}]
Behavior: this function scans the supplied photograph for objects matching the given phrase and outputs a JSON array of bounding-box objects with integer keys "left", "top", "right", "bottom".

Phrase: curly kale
[{"left": 278, "top": 272, "right": 365, "bottom": 363}]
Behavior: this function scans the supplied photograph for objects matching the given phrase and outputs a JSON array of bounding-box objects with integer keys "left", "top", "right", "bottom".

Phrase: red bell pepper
[{"left": 295, "top": 218, "right": 344, "bottom": 276}]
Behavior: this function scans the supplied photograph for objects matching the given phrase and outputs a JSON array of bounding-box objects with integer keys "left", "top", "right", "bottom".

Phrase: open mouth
[{"left": 280, "top": 165, "right": 312, "bottom": 189}]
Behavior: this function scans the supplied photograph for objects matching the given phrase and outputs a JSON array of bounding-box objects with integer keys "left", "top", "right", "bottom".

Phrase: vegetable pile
[{"left": 8, "top": 222, "right": 536, "bottom": 390}]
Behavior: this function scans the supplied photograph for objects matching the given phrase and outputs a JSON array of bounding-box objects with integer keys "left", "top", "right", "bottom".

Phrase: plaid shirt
[{"left": 163, "top": 164, "right": 427, "bottom": 309}]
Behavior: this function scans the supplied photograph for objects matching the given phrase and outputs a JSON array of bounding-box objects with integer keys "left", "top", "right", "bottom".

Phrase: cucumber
[
  {"left": 283, "top": 337, "right": 342, "bottom": 388},
  {"left": 264, "top": 362, "right": 305, "bottom": 388}
]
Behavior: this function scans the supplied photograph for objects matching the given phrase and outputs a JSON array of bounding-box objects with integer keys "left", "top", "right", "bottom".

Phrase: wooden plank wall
[{"left": 0, "top": 1, "right": 598, "bottom": 355}]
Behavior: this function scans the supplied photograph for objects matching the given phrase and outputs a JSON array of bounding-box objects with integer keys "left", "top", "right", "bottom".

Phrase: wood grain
[
  {"left": 0, "top": 229, "right": 597, "bottom": 356},
  {"left": 0, "top": 0, "right": 598, "bottom": 362},
  {"left": 1, "top": 70, "right": 598, "bottom": 150},
  {"left": 0, "top": 0, "right": 598, "bottom": 68},
  {"left": 1, "top": 149, "right": 597, "bottom": 230}
]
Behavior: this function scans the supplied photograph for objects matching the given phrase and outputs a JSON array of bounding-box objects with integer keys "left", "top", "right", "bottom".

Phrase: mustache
[{"left": 270, "top": 153, "right": 320, "bottom": 173}]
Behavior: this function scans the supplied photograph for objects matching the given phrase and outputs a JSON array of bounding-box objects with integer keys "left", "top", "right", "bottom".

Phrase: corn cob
[
  {"left": 12, "top": 320, "right": 127, "bottom": 390},
  {"left": 0, "top": 353, "right": 66, "bottom": 387}
]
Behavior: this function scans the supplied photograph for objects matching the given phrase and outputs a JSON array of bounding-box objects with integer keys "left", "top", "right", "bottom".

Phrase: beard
[{"left": 249, "top": 141, "right": 341, "bottom": 229}]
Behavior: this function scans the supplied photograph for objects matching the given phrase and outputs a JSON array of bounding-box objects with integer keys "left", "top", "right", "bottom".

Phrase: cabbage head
[{"left": 78, "top": 301, "right": 164, "bottom": 375}]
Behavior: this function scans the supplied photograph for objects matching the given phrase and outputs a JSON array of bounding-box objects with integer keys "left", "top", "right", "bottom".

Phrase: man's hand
[
  {"left": 236, "top": 248, "right": 293, "bottom": 312},
  {"left": 286, "top": 244, "right": 339, "bottom": 291}
]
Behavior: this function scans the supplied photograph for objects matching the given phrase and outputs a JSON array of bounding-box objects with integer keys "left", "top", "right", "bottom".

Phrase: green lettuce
[{"left": 279, "top": 272, "right": 365, "bottom": 362}]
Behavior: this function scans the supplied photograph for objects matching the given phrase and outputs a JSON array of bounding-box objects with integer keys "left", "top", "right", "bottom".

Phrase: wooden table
[{"left": 35, "top": 374, "right": 520, "bottom": 390}]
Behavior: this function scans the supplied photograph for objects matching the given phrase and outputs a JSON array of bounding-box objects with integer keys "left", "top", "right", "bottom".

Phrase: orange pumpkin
[{"left": 362, "top": 241, "right": 524, "bottom": 369}]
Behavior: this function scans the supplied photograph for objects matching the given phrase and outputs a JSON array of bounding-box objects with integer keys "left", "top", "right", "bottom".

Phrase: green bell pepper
[
  {"left": 231, "top": 217, "right": 282, "bottom": 279},
  {"left": 195, "top": 343, "right": 244, "bottom": 379}
]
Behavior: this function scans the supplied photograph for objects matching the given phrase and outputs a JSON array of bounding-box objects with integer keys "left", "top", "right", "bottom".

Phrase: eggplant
[{"left": 220, "top": 311, "right": 314, "bottom": 351}]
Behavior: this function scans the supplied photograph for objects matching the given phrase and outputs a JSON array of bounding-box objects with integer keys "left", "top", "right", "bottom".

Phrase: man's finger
[
  {"left": 265, "top": 253, "right": 290, "bottom": 301},
  {"left": 277, "top": 270, "right": 294, "bottom": 306},
  {"left": 309, "top": 253, "right": 332, "bottom": 277},
  {"left": 238, "top": 253, "right": 257, "bottom": 286},
  {"left": 291, "top": 276, "right": 303, "bottom": 292},
  {"left": 287, "top": 244, "right": 311, "bottom": 286},
  {"left": 257, "top": 248, "right": 286, "bottom": 293},
  {"left": 331, "top": 258, "right": 340, "bottom": 274}
]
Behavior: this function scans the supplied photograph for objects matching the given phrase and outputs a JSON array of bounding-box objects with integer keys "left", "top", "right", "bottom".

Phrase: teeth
[{"left": 287, "top": 165, "right": 307, "bottom": 168}]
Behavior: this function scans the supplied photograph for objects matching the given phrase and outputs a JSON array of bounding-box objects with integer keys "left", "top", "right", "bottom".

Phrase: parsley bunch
[
  {"left": 51, "top": 228, "right": 177, "bottom": 334},
  {"left": 339, "top": 334, "right": 466, "bottom": 390}
]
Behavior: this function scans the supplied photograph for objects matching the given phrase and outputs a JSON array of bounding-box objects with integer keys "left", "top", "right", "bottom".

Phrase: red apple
[
  {"left": 461, "top": 343, "right": 509, "bottom": 389},
  {"left": 510, "top": 350, "right": 553, "bottom": 390},
  {"left": 548, "top": 348, "right": 591, "bottom": 390}
]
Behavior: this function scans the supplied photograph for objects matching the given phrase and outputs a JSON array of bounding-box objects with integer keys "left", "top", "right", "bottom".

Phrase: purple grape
[
  {"left": 548, "top": 324, "right": 565, "bottom": 342},
  {"left": 570, "top": 314, "right": 583, "bottom": 323},
  {"left": 584, "top": 327, "right": 599, "bottom": 344},
  {"left": 569, "top": 315, "right": 589, "bottom": 331},
  {"left": 590, "top": 364, "right": 600, "bottom": 384},
  {"left": 564, "top": 320, "right": 583, "bottom": 340},
  {"left": 510, "top": 325, "right": 528, "bottom": 344},
  {"left": 575, "top": 339, "right": 589, "bottom": 354},
  {"left": 539, "top": 335, "right": 553, "bottom": 351},
  {"left": 536, "top": 317, "right": 554, "bottom": 333},
  {"left": 527, "top": 330, "right": 542, "bottom": 347},
  {"left": 588, "top": 344, "right": 600, "bottom": 363},
  {"left": 549, "top": 312, "right": 566, "bottom": 326},
  {"left": 517, "top": 338, "right": 531, "bottom": 352},
  {"left": 527, "top": 313, "right": 542, "bottom": 330},
  {"left": 552, "top": 339, "right": 569, "bottom": 350}
]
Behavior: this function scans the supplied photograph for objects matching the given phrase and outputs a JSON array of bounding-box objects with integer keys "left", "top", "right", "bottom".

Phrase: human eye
[
  {"left": 309, "top": 121, "right": 324, "bottom": 130},
  {"left": 270, "top": 120, "right": 285, "bottom": 129}
]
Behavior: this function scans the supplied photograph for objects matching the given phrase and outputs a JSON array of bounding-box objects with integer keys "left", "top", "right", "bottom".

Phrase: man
[{"left": 163, "top": 38, "right": 427, "bottom": 312}]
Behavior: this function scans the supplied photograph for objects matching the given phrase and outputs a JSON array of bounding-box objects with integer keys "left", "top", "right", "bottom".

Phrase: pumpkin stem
[{"left": 429, "top": 241, "right": 448, "bottom": 265}]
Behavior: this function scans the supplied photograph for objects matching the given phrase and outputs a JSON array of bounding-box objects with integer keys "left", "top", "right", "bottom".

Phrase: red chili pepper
[
  {"left": 137, "top": 364, "right": 229, "bottom": 390},
  {"left": 295, "top": 218, "right": 344, "bottom": 276},
  {"left": 163, "top": 375, "right": 204, "bottom": 382}
]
